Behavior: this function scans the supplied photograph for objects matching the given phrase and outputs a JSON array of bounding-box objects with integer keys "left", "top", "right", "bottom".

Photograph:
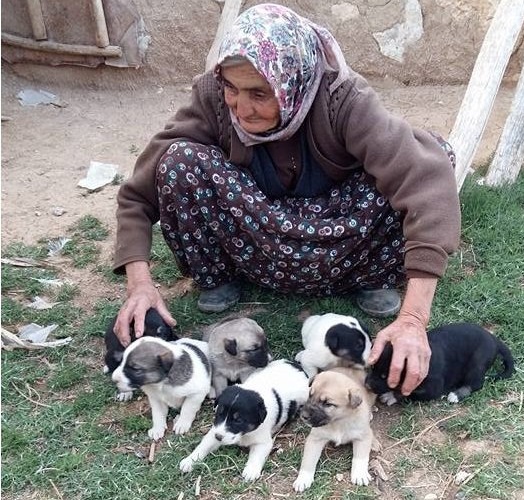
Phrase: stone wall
[{"left": 2, "top": 0, "right": 522, "bottom": 89}]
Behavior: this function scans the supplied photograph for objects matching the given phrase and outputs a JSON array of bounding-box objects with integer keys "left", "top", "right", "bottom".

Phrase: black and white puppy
[
  {"left": 104, "top": 308, "right": 178, "bottom": 401},
  {"left": 112, "top": 336, "right": 211, "bottom": 439},
  {"left": 179, "top": 359, "right": 309, "bottom": 481},
  {"left": 366, "top": 322, "right": 515, "bottom": 405},
  {"left": 295, "top": 313, "right": 372, "bottom": 378},
  {"left": 202, "top": 316, "right": 271, "bottom": 398}
]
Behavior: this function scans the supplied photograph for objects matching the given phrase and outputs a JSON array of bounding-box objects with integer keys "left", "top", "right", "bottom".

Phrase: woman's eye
[{"left": 252, "top": 91, "right": 270, "bottom": 101}]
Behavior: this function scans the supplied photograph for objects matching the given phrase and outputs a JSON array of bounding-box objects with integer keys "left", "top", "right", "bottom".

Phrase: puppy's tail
[{"left": 494, "top": 339, "right": 515, "bottom": 380}]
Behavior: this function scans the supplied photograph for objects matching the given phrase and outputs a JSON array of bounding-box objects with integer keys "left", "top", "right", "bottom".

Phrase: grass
[{"left": 1, "top": 175, "right": 524, "bottom": 500}]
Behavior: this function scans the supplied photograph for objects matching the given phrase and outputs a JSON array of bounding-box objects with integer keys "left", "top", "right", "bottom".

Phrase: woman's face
[{"left": 221, "top": 61, "right": 280, "bottom": 134}]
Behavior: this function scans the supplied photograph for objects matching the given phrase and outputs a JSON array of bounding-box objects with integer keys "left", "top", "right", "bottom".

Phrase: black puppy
[
  {"left": 366, "top": 322, "right": 515, "bottom": 404},
  {"left": 103, "top": 308, "right": 178, "bottom": 375}
]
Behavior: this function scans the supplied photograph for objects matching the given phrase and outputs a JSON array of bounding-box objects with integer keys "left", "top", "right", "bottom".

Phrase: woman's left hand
[
  {"left": 368, "top": 313, "right": 431, "bottom": 395},
  {"left": 367, "top": 277, "right": 437, "bottom": 395}
]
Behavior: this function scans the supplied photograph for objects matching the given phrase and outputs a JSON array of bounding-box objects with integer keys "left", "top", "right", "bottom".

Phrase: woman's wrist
[
  {"left": 125, "top": 261, "right": 154, "bottom": 289},
  {"left": 398, "top": 277, "right": 438, "bottom": 328}
]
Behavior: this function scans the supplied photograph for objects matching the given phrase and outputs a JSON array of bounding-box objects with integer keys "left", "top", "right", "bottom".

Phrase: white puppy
[
  {"left": 179, "top": 359, "right": 309, "bottom": 481},
  {"left": 295, "top": 313, "right": 371, "bottom": 378},
  {"left": 112, "top": 337, "right": 211, "bottom": 440}
]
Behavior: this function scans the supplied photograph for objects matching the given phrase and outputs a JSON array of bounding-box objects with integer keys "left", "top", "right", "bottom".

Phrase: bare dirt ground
[
  {"left": 0, "top": 64, "right": 518, "bottom": 499},
  {"left": 1, "top": 65, "right": 515, "bottom": 255}
]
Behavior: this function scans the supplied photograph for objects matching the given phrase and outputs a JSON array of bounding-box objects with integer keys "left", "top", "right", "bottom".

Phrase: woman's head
[
  {"left": 216, "top": 4, "right": 320, "bottom": 138},
  {"left": 220, "top": 57, "right": 280, "bottom": 134}
]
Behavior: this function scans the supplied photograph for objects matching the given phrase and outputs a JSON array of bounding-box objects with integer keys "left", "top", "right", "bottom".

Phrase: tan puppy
[{"left": 293, "top": 367, "right": 379, "bottom": 492}]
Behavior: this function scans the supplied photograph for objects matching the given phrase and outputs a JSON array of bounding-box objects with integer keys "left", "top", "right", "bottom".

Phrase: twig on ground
[
  {"left": 11, "top": 381, "right": 52, "bottom": 408},
  {"left": 49, "top": 479, "right": 64, "bottom": 499},
  {"left": 194, "top": 475, "right": 201, "bottom": 496},
  {"left": 384, "top": 412, "right": 461, "bottom": 452},
  {"left": 148, "top": 441, "right": 156, "bottom": 463}
]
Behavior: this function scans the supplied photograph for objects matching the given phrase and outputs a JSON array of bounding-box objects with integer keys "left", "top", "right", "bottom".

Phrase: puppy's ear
[
  {"left": 224, "top": 338, "right": 237, "bottom": 356},
  {"left": 157, "top": 352, "right": 174, "bottom": 374},
  {"left": 348, "top": 390, "right": 362, "bottom": 409}
]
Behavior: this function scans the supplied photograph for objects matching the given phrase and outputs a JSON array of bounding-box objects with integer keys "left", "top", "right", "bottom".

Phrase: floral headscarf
[{"left": 216, "top": 3, "right": 349, "bottom": 146}]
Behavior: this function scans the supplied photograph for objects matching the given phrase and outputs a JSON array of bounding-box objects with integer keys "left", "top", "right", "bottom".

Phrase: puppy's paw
[
  {"left": 148, "top": 425, "right": 166, "bottom": 441},
  {"left": 293, "top": 471, "right": 314, "bottom": 492},
  {"left": 294, "top": 351, "right": 304, "bottom": 363},
  {"left": 115, "top": 390, "right": 134, "bottom": 402},
  {"left": 172, "top": 416, "right": 192, "bottom": 435},
  {"left": 447, "top": 392, "right": 459, "bottom": 403},
  {"left": 351, "top": 466, "right": 371, "bottom": 486},
  {"left": 379, "top": 392, "right": 398, "bottom": 406},
  {"left": 179, "top": 456, "right": 195, "bottom": 473},
  {"left": 208, "top": 387, "right": 217, "bottom": 399},
  {"left": 242, "top": 464, "right": 262, "bottom": 482},
  {"left": 103, "top": 365, "right": 110, "bottom": 374}
]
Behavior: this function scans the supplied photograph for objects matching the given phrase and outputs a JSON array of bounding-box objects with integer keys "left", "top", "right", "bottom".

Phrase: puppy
[
  {"left": 366, "top": 322, "right": 515, "bottom": 405},
  {"left": 295, "top": 313, "right": 372, "bottom": 378},
  {"left": 112, "top": 336, "right": 211, "bottom": 439},
  {"left": 104, "top": 308, "right": 178, "bottom": 401},
  {"left": 294, "top": 367, "right": 379, "bottom": 491},
  {"left": 202, "top": 316, "right": 271, "bottom": 398},
  {"left": 179, "top": 359, "right": 309, "bottom": 481}
]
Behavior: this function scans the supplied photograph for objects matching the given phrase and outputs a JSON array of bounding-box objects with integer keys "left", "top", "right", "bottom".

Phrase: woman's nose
[{"left": 236, "top": 92, "right": 252, "bottom": 117}]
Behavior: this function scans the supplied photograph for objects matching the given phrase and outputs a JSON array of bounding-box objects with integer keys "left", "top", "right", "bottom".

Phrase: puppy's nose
[{"left": 215, "top": 433, "right": 224, "bottom": 442}]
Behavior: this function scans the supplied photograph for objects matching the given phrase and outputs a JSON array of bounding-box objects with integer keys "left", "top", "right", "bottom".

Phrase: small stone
[{"left": 51, "top": 206, "right": 66, "bottom": 216}]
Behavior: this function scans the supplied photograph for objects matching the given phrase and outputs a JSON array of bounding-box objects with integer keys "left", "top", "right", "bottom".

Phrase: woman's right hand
[{"left": 113, "top": 261, "right": 176, "bottom": 347}]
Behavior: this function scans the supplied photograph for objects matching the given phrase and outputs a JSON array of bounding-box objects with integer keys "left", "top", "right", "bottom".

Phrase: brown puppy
[
  {"left": 293, "top": 367, "right": 379, "bottom": 492},
  {"left": 202, "top": 317, "right": 271, "bottom": 398}
]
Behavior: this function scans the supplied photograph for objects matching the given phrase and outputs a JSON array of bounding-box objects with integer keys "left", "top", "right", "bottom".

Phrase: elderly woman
[{"left": 113, "top": 3, "right": 460, "bottom": 395}]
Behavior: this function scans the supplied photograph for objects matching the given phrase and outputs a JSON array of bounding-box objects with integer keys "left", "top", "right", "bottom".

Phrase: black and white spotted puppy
[
  {"left": 112, "top": 336, "right": 211, "bottom": 440},
  {"left": 179, "top": 359, "right": 309, "bottom": 481},
  {"left": 104, "top": 308, "right": 178, "bottom": 401},
  {"left": 295, "top": 313, "right": 372, "bottom": 378}
]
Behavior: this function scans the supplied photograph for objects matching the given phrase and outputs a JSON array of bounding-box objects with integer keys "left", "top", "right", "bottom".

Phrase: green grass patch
[{"left": 1, "top": 176, "right": 523, "bottom": 499}]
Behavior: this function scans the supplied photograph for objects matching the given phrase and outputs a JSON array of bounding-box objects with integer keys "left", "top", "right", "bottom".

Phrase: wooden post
[
  {"left": 448, "top": 0, "right": 524, "bottom": 191},
  {"left": 90, "top": 0, "right": 110, "bottom": 48},
  {"left": 485, "top": 66, "right": 524, "bottom": 186},
  {"left": 205, "top": 0, "right": 244, "bottom": 71},
  {"left": 26, "top": 0, "right": 47, "bottom": 41}
]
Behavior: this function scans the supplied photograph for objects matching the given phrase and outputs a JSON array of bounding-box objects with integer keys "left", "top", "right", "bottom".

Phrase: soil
[{"left": 0, "top": 64, "right": 519, "bottom": 499}]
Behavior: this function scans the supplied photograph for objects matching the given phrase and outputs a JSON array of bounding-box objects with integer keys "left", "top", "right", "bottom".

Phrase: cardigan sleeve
[
  {"left": 113, "top": 72, "right": 222, "bottom": 273},
  {"left": 334, "top": 73, "right": 461, "bottom": 278}
]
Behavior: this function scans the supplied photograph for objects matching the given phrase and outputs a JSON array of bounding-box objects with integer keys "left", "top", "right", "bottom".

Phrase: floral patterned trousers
[{"left": 156, "top": 140, "right": 422, "bottom": 296}]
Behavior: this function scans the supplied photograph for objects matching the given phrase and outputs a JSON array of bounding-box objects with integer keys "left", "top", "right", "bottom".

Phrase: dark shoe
[
  {"left": 197, "top": 282, "right": 241, "bottom": 313},
  {"left": 355, "top": 289, "right": 401, "bottom": 318}
]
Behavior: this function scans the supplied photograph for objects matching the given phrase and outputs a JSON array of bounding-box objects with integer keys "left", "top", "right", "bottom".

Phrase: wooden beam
[
  {"left": 485, "top": 66, "right": 524, "bottom": 186},
  {"left": 1, "top": 32, "right": 122, "bottom": 57},
  {"left": 26, "top": 0, "right": 47, "bottom": 41},
  {"left": 205, "top": 0, "right": 244, "bottom": 71},
  {"left": 90, "top": 0, "right": 110, "bottom": 48},
  {"left": 448, "top": 0, "right": 524, "bottom": 191}
]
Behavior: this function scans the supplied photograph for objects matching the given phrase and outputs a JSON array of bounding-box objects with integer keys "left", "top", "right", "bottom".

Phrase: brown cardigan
[{"left": 115, "top": 68, "right": 461, "bottom": 279}]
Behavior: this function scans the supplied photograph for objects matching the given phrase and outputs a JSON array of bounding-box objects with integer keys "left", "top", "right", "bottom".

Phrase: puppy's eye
[
  {"left": 232, "top": 412, "right": 243, "bottom": 423},
  {"left": 380, "top": 373, "right": 387, "bottom": 380},
  {"left": 322, "top": 401, "right": 336, "bottom": 408}
]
